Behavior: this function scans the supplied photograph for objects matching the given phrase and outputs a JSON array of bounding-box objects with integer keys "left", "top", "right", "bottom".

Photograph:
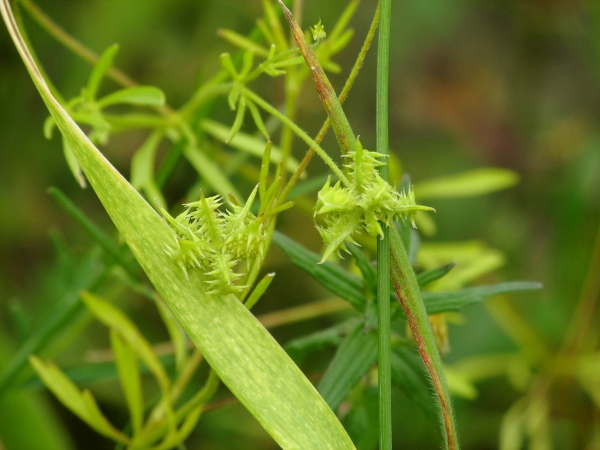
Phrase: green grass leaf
[
  {"left": 29, "top": 357, "right": 129, "bottom": 444},
  {"left": 1, "top": 4, "right": 354, "bottom": 446},
  {"left": 317, "top": 322, "right": 378, "bottom": 411},
  {"left": 110, "top": 330, "right": 144, "bottom": 434},
  {"left": 82, "top": 292, "right": 170, "bottom": 392}
]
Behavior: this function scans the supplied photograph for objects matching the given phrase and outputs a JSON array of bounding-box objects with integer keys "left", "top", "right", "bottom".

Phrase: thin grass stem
[
  {"left": 375, "top": 0, "right": 392, "bottom": 448},
  {"left": 242, "top": 86, "right": 350, "bottom": 185}
]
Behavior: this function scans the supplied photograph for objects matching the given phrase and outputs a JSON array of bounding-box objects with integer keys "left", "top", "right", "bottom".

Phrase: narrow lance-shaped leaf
[
  {"left": 423, "top": 281, "right": 543, "bottom": 315},
  {"left": 0, "top": 3, "right": 354, "bottom": 447},
  {"left": 85, "top": 44, "right": 119, "bottom": 101},
  {"left": 317, "top": 322, "right": 378, "bottom": 412},
  {"left": 97, "top": 86, "right": 165, "bottom": 108},
  {"left": 82, "top": 292, "right": 170, "bottom": 392},
  {"left": 29, "top": 357, "right": 130, "bottom": 444},
  {"left": 110, "top": 330, "right": 144, "bottom": 434},
  {"left": 417, "top": 263, "right": 456, "bottom": 288},
  {"left": 415, "top": 168, "right": 520, "bottom": 199},
  {"left": 200, "top": 119, "right": 300, "bottom": 173},
  {"left": 273, "top": 231, "right": 366, "bottom": 312},
  {"left": 155, "top": 297, "right": 188, "bottom": 374}
]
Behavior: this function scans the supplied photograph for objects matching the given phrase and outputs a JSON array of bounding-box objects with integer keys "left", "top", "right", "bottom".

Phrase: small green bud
[{"left": 310, "top": 19, "right": 326, "bottom": 42}]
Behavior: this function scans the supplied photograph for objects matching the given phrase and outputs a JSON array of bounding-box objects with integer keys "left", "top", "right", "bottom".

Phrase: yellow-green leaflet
[{"left": 0, "top": 2, "right": 354, "bottom": 448}]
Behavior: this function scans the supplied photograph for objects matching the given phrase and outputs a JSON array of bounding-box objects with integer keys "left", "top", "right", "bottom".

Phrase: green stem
[
  {"left": 389, "top": 227, "right": 459, "bottom": 450},
  {"left": 375, "top": 0, "right": 392, "bottom": 448},
  {"left": 241, "top": 86, "right": 349, "bottom": 185}
]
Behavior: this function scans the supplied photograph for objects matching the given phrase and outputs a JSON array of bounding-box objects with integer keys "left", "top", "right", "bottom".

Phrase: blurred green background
[{"left": 1, "top": 0, "right": 599, "bottom": 449}]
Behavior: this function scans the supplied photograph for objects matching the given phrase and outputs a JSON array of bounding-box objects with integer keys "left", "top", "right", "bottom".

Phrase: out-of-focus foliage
[{"left": 1, "top": 0, "right": 599, "bottom": 449}]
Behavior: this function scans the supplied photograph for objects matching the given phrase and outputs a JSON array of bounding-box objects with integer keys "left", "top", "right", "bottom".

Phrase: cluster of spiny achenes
[
  {"left": 162, "top": 186, "right": 265, "bottom": 295},
  {"left": 315, "top": 141, "right": 434, "bottom": 262}
]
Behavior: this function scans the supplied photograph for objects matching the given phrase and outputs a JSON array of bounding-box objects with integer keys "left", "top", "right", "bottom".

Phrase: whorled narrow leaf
[
  {"left": 155, "top": 298, "right": 188, "bottom": 373},
  {"left": 82, "top": 292, "right": 170, "bottom": 392},
  {"left": 317, "top": 322, "right": 378, "bottom": 412},
  {"left": 417, "top": 263, "right": 456, "bottom": 288},
  {"left": 273, "top": 231, "right": 366, "bottom": 312},
  {"left": 423, "top": 282, "right": 543, "bottom": 315},
  {"left": 0, "top": 3, "right": 354, "bottom": 448},
  {"left": 130, "top": 131, "right": 166, "bottom": 208},
  {"left": 200, "top": 119, "right": 300, "bottom": 173}
]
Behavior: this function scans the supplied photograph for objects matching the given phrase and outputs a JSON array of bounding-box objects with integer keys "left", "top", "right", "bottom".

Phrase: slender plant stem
[
  {"left": 389, "top": 227, "right": 459, "bottom": 450},
  {"left": 242, "top": 86, "right": 350, "bottom": 185},
  {"left": 375, "top": 0, "right": 392, "bottom": 448}
]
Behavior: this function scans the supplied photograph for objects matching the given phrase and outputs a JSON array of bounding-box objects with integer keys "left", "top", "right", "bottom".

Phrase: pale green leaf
[
  {"left": 110, "top": 330, "right": 144, "bottom": 434},
  {"left": 130, "top": 131, "right": 166, "bottom": 208},
  {"left": 155, "top": 298, "right": 188, "bottom": 373},
  {"left": 97, "top": 86, "right": 165, "bottom": 108},
  {"left": 29, "top": 356, "right": 129, "bottom": 444},
  {"left": 415, "top": 168, "right": 520, "bottom": 199},
  {"left": 226, "top": 96, "right": 247, "bottom": 142},
  {"left": 1, "top": 5, "right": 354, "bottom": 446},
  {"left": 444, "top": 365, "right": 478, "bottom": 400},
  {"left": 200, "top": 119, "right": 300, "bottom": 173},
  {"left": 81, "top": 292, "right": 170, "bottom": 392},
  {"left": 182, "top": 144, "right": 242, "bottom": 203},
  {"left": 85, "top": 44, "right": 119, "bottom": 101}
]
